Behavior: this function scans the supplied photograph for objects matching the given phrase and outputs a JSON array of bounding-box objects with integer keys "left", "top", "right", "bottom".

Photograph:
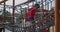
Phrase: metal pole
[
  {"left": 47, "top": 2, "right": 49, "bottom": 10},
  {"left": 45, "top": 0, "right": 46, "bottom": 10},
  {"left": 41, "top": 0, "right": 43, "bottom": 10},
  {"left": 3, "top": 0, "right": 6, "bottom": 23},
  {"left": 55, "top": 0, "right": 60, "bottom": 32},
  {"left": 2, "top": 0, "right": 6, "bottom": 32},
  {"left": 51, "top": 0, "right": 52, "bottom": 9},
  {"left": 12, "top": 0, "right": 15, "bottom": 32},
  {"left": 12, "top": 0, "right": 15, "bottom": 24}
]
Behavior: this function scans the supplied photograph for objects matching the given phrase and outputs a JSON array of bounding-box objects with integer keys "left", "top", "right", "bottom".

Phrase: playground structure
[{"left": 0, "top": 0, "right": 55, "bottom": 32}]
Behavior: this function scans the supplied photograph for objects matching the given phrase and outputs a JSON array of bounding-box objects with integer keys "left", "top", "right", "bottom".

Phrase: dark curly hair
[{"left": 35, "top": 4, "right": 40, "bottom": 8}]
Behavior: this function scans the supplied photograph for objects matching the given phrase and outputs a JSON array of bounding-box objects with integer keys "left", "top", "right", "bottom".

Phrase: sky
[
  {"left": 0, "top": 0, "right": 54, "bottom": 13},
  {"left": 5, "top": 0, "right": 54, "bottom": 7},
  {"left": 6, "top": 0, "right": 28, "bottom": 5}
]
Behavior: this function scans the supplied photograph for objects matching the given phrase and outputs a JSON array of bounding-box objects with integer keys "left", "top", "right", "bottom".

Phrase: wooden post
[
  {"left": 55, "top": 0, "right": 60, "bottom": 32},
  {"left": 12, "top": 0, "right": 15, "bottom": 32}
]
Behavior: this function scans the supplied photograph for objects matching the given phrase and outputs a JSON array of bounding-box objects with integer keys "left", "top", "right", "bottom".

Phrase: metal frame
[
  {"left": 0, "top": 0, "right": 54, "bottom": 32},
  {"left": 0, "top": 0, "right": 7, "bottom": 4}
]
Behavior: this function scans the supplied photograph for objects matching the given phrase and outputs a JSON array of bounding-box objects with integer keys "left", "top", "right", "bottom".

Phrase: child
[
  {"left": 26, "top": 4, "right": 40, "bottom": 25},
  {"left": 26, "top": 4, "right": 40, "bottom": 32}
]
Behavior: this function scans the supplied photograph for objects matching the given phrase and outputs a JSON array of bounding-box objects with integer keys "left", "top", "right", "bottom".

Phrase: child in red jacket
[
  {"left": 26, "top": 4, "right": 40, "bottom": 24},
  {"left": 27, "top": 4, "right": 40, "bottom": 32}
]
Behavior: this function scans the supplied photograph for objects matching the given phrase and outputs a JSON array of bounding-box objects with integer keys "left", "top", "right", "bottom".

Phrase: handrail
[
  {"left": 0, "top": 0, "right": 8, "bottom": 4},
  {"left": 15, "top": 0, "right": 35, "bottom": 6}
]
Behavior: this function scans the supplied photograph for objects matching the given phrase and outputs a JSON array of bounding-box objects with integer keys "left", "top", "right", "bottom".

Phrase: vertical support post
[
  {"left": 47, "top": 2, "right": 49, "bottom": 10},
  {"left": 41, "top": 0, "right": 43, "bottom": 10},
  {"left": 55, "top": 0, "right": 60, "bottom": 32},
  {"left": 20, "top": 5, "right": 22, "bottom": 16},
  {"left": 3, "top": 0, "right": 6, "bottom": 23},
  {"left": 12, "top": 0, "right": 15, "bottom": 32},
  {"left": 45, "top": 0, "right": 46, "bottom": 10},
  {"left": 2, "top": 0, "right": 6, "bottom": 32},
  {"left": 51, "top": 0, "right": 52, "bottom": 9},
  {"left": 12, "top": 0, "right": 15, "bottom": 24}
]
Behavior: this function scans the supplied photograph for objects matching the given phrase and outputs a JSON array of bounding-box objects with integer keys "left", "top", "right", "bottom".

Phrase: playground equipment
[{"left": 0, "top": 0, "right": 54, "bottom": 32}]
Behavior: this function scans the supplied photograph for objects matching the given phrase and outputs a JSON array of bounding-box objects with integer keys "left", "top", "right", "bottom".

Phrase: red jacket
[{"left": 28, "top": 7, "right": 36, "bottom": 18}]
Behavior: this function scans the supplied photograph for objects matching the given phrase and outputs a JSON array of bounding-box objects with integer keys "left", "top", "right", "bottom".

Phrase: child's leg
[
  {"left": 29, "top": 18, "right": 35, "bottom": 24},
  {"left": 29, "top": 18, "right": 36, "bottom": 32}
]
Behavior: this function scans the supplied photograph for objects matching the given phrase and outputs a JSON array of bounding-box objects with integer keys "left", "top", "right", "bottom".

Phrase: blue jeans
[
  {"left": 29, "top": 18, "right": 35, "bottom": 24},
  {"left": 28, "top": 18, "right": 36, "bottom": 32}
]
